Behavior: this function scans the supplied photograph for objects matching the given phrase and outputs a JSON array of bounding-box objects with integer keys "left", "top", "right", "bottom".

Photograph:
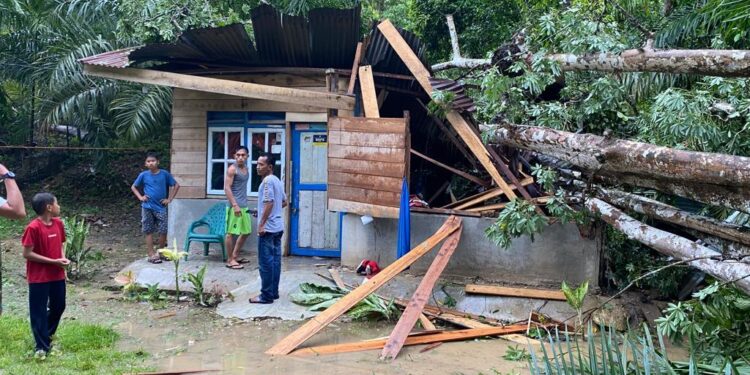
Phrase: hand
[
  {"left": 139, "top": 195, "right": 149, "bottom": 202},
  {"left": 160, "top": 198, "right": 170, "bottom": 206},
  {"left": 0, "top": 164, "right": 7, "bottom": 175},
  {"left": 258, "top": 224, "right": 266, "bottom": 236},
  {"left": 57, "top": 258, "right": 71, "bottom": 267},
  {"left": 233, "top": 205, "right": 241, "bottom": 217}
]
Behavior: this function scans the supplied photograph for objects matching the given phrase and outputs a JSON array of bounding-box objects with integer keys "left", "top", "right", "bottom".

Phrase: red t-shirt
[{"left": 21, "top": 217, "right": 67, "bottom": 284}]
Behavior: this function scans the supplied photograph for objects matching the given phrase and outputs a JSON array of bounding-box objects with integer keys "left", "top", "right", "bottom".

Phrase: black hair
[
  {"left": 235, "top": 145, "right": 249, "bottom": 154},
  {"left": 31, "top": 192, "right": 56, "bottom": 216},
  {"left": 145, "top": 151, "right": 159, "bottom": 160},
  {"left": 259, "top": 152, "right": 275, "bottom": 169}
]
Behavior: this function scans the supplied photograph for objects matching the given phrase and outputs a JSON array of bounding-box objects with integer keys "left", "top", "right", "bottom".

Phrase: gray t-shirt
[
  {"left": 258, "top": 174, "right": 286, "bottom": 233},
  {"left": 230, "top": 165, "right": 249, "bottom": 208}
]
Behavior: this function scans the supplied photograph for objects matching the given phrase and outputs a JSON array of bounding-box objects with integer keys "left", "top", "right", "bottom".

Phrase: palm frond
[{"left": 111, "top": 85, "right": 172, "bottom": 140}]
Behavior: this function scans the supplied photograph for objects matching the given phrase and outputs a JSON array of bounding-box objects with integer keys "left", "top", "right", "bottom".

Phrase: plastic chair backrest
[{"left": 202, "top": 203, "right": 227, "bottom": 236}]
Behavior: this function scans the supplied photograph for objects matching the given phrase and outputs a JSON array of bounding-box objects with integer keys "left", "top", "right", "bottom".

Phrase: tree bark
[
  {"left": 595, "top": 187, "right": 750, "bottom": 247},
  {"left": 481, "top": 123, "right": 750, "bottom": 188},
  {"left": 586, "top": 198, "right": 750, "bottom": 295}
]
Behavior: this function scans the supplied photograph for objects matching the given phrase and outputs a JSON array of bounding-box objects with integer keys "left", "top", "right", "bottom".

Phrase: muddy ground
[{"left": 1, "top": 201, "right": 534, "bottom": 375}]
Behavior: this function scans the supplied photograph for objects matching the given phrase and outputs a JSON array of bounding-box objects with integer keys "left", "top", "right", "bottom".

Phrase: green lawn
[{"left": 0, "top": 315, "right": 152, "bottom": 375}]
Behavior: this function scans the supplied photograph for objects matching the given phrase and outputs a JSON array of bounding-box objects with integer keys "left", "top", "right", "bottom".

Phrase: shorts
[
  {"left": 226, "top": 207, "right": 252, "bottom": 236},
  {"left": 142, "top": 208, "right": 168, "bottom": 234}
]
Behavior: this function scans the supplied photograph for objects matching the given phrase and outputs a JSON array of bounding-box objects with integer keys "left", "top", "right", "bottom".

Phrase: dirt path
[{"left": 1, "top": 208, "right": 531, "bottom": 375}]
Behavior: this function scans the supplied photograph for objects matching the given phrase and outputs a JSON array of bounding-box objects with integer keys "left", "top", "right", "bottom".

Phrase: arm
[
  {"left": 0, "top": 164, "right": 25, "bottom": 219},
  {"left": 165, "top": 182, "right": 180, "bottom": 203},
  {"left": 223, "top": 166, "right": 241, "bottom": 216},
  {"left": 131, "top": 184, "right": 148, "bottom": 202},
  {"left": 23, "top": 246, "right": 69, "bottom": 267}
]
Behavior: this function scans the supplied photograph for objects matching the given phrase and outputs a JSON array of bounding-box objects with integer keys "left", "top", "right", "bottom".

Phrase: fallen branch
[{"left": 586, "top": 198, "right": 750, "bottom": 294}]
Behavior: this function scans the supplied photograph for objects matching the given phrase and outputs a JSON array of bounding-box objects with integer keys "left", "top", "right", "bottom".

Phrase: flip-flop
[
  {"left": 249, "top": 296, "right": 273, "bottom": 304},
  {"left": 147, "top": 257, "right": 162, "bottom": 264},
  {"left": 225, "top": 264, "right": 244, "bottom": 269},
  {"left": 237, "top": 258, "right": 251, "bottom": 264}
]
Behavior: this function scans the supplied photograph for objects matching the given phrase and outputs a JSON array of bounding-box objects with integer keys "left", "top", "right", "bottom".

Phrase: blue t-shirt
[{"left": 133, "top": 169, "right": 177, "bottom": 212}]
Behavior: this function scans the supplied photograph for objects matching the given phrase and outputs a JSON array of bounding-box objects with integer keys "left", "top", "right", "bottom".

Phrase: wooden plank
[
  {"left": 410, "top": 207, "right": 481, "bottom": 218},
  {"left": 465, "top": 285, "right": 567, "bottom": 301},
  {"left": 411, "top": 149, "right": 489, "bottom": 187},
  {"left": 298, "top": 191, "right": 313, "bottom": 248},
  {"left": 359, "top": 65, "right": 379, "bottom": 118},
  {"left": 265, "top": 216, "right": 462, "bottom": 355},
  {"left": 442, "top": 188, "right": 500, "bottom": 209},
  {"left": 290, "top": 324, "right": 529, "bottom": 356},
  {"left": 419, "top": 314, "right": 437, "bottom": 331},
  {"left": 466, "top": 196, "right": 550, "bottom": 212},
  {"left": 171, "top": 140, "right": 207, "bottom": 152},
  {"left": 175, "top": 186, "right": 205, "bottom": 199},
  {"left": 376, "top": 20, "right": 517, "bottom": 199},
  {"left": 328, "top": 185, "right": 400, "bottom": 207},
  {"left": 173, "top": 174, "right": 204, "bottom": 187},
  {"left": 286, "top": 112, "right": 327, "bottom": 123},
  {"left": 172, "top": 128, "right": 206, "bottom": 141},
  {"left": 170, "top": 163, "right": 205, "bottom": 175},
  {"left": 328, "top": 117, "right": 406, "bottom": 134},
  {"left": 381, "top": 227, "right": 463, "bottom": 360},
  {"left": 347, "top": 42, "right": 363, "bottom": 95},
  {"left": 328, "top": 130, "right": 405, "bottom": 148},
  {"left": 84, "top": 65, "right": 354, "bottom": 110},
  {"left": 170, "top": 151, "right": 206, "bottom": 163},
  {"left": 328, "top": 145, "right": 406, "bottom": 164},
  {"left": 329, "top": 269, "right": 346, "bottom": 289},
  {"left": 328, "top": 172, "right": 402, "bottom": 193},
  {"left": 327, "top": 199, "right": 400, "bottom": 219},
  {"left": 311, "top": 191, "right": 326, "bottom": 249},
  {"left": 453, "top": 177, "right": 534, "bottom": 210},
  {"left": 324, "top": 209, "right": 339, "bottom": 249},
  {"left": 329, "top": 158, "right": 405, "bottom": 178},
  {"left": 172, "top": 116, "right": 207, "bottom": 128}
]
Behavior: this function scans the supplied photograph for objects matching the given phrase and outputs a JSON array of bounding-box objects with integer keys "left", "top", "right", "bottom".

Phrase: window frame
[
  {"left": 206, "top": 127, "right": 245, "bottom": 195},
  {"left": 247, "top": 126, "right": 285, "bottom": 197}
]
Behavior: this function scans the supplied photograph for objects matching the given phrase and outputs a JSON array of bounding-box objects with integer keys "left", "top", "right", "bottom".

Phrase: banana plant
[{"left": 562, "top": 280, "right": 588, "bottom": 331}]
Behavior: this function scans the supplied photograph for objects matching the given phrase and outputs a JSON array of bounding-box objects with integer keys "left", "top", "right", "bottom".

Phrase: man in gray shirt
[
  {"left": 249, "top": 153, "right": 287, "bottom": 304},
  {"left": 224, "top": 146, "right": 252, "bottom": 269}
]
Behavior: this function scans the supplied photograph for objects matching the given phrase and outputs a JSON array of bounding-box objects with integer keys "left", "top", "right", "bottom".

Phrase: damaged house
[{"left": 79, "top": 4, "right": 599, "bottom": 287}]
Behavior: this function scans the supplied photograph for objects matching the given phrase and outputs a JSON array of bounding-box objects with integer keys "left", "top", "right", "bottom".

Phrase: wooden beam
[
  {"left": 328, "top": 269, "right": 346, "bottom": 289},
  {"left": 453, "top": 177, "right": 534, "bottom": 210},
  {"left": 83, "top": 65, "right": 355, "bottom": 111},
  {"left": 266, "top": 216, "right": 462, "bottom": 355},
  {"left": 466, "top": 196, "right": 550, "bottom": 212},
  {"left": 381, "top": 227, "right": 463, "bottom": 360},
  {"left": 442, "top": 188, "right": 499, "bottom": 209},
  {"left": 411, "top": 149, "right": 489, "bottom": 187},
  {"left": 418, "top": 314, "right": 437, "bottom": 331},
  {"left": 410, "top": 206, "right": 481, "bottom": 218},
  {"left": 465, "top": 284, "right": 567, "bottom": 301},
  {"left": 415, "top": 98, "right": 480, "bottom": 171},
  {"left": 328, "top": 199, "right": 400, "bottom": 219},
  {"left": 376, "top": 20, "right": 518, "bottom": 199},
  {"left": 290, "top": 324, "right": 530, "bottom": 356},
  {"left": 347, "top": 42, "right": 363, "bottom": 95},
  {"left": 359, "top": 65, "right": 380, "bottom": 118}
]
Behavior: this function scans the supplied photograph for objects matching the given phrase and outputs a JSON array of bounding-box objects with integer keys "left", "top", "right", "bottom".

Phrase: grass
[
  {"left": 0, "top": 315, "right": 152, "bottom": 375},
  {"left": 0, "top": 212, "right": 28, "bottom": 240}
]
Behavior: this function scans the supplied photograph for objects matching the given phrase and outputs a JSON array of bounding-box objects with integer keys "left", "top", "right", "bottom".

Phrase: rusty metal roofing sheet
[
  {"left": 78, "top": 47, "right": 137, "bottom": 68},
  {"left": 430, "top": 77, "right": 476, "bottom": 113}
]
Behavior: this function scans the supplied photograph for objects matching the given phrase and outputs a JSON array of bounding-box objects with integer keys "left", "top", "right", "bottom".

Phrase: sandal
[
  {"left": 237, "top": 258, "right": 251, "bottom": 264},
  {"left": 225, "top": 264, "right": 244, "bottom": 269},
  {"left": 249, "top": 296, "right": 273, "bottom": 304},
  {"left": 148, "top": 257, "right": 163, "bottom": 264}
]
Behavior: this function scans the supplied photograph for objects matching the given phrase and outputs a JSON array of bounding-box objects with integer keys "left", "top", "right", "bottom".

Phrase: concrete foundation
[{"left": 341, "top": 213, "right": 600, "bottom": 287}]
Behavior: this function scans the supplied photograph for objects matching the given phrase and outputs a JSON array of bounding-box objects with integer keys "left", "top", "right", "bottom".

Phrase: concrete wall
[{"left": 341, "top": 213, "right": 600, "bottom": 287}]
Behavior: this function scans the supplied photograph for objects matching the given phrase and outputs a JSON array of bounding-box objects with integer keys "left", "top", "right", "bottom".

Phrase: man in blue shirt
[{"left": 131, "top": 152, "right": 180, "bottom": 264}]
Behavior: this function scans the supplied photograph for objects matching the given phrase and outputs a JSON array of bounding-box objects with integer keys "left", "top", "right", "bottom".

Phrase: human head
[
  {"left": 256, "top": 153, "right": 275, "bottom": 177},
  {"left": 234, "top": 146, "right": 249, "bottom": 167},
  {"left": 31, "top": 192, "right": 60, "bottom": 217},
  {"left": 145, "top": 152, "right": 159, "bottom": 170}
]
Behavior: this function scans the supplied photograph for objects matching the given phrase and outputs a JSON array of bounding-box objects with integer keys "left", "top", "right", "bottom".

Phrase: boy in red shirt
[{"left": 21, "top": 192, "right": 69, "bottom": 358}]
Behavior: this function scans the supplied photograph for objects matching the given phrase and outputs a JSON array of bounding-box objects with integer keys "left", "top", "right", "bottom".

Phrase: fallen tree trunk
[
  {"left": 586, "top": 198, "right": 750, "bottom": 295},
  {"left": 481, "top": 122, "right": 750, "bottom": 188},
  {"left": 596, "top": 187, "right": 750, "bottom": 247}
]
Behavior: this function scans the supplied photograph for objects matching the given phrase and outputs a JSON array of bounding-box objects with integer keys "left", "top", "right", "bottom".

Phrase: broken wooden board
[
  {"left": 347, "top": 42, "right": 363, "bottom": 95},
  {"left": 83, "top": 65, "right": 355, "bottom": 111},
  {"left": 453, "top": 177, "right": 535, "bottom": 210},
  {"left": 419, "top": 314, "right": 437, "bottom": 331},
  {"left": 465, "top": 284, "right": 567, "bottom": 301},
  {"left": 359, "top": 65, "right": 379, "bottom": 118},
  {"left": 410, "top": 206, "right": 481, "bottom": 218},
  {"left": 376, "top": 20, "right": 518, "bottom": 199},
  {"left": 328, "top": 268, "right": 346, "bottom": 289},
  {"left": 381, "top": 227, "right": 464, "bottom": 360},
  {"left": 290, "top": 324, "right": 530, "bottom": 356},
  {"left": 411, "top": 149, "right": 489, "bottom": 186},
  {"left": 266, "top": 216, "right": 462, "bottom": 355}
]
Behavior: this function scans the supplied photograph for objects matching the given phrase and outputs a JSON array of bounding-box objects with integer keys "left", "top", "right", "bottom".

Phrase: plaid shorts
[{"left": 141, "top": 208, "right": 168, "bottom": 234}]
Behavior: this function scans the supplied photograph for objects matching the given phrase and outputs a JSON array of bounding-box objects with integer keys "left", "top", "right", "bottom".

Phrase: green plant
[
  {"left": 561, "top": 280, "right": 588, "bottom": 331},
  {"left": 503, "top": 345, "right": 531, "bottom": 361},
  {"left": 289, "top": 283, "right": 400, "bottom": 321},
  {"left": 158, "top": 240, "right": 188, "bottom": 302},
  {"left": 657, "top": 282, "right": 750, "bottom": 369},
  {"left": 63, "top": 216, "right": 93, "bottom": 279},
  {"left": 485, "top": 198, "right": 547, "bottom": 248},
  {"left": 183, "top": 265, "right": 207, "bottom": 306},
  {"left": 140, "top": 283, "right": 168, "bottom": 305},
  {"left": 427, "top": 90, "right": 456, "bottom": 119}
]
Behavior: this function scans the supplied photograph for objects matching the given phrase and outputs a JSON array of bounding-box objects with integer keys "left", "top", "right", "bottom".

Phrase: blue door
[{"left": 290, "top": 124, "right": 341, "bottom": 257}]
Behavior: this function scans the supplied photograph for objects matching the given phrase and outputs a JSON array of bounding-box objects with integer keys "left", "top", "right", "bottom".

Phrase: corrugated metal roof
[
  {"left": 430, "top": 77, "right": 476, "bottom": 113},
  {"left": 361, "top": 23, "right": 428, "bottom": 93},
  {"left": 80, "top": 5, "right": 360, "bottom": 70}
]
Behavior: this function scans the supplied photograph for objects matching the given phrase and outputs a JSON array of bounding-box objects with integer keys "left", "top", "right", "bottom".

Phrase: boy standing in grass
[
  {"left": 131, "top": 152, "right": 180, "bottom": 263},
  {"left": 21, "top": 192, "right": 69, "bottom": 358}
]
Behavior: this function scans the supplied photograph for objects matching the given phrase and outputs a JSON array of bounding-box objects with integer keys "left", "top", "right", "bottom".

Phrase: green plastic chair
[{"left": 183, "top": 203, "right": 227, "bottom": 261}]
